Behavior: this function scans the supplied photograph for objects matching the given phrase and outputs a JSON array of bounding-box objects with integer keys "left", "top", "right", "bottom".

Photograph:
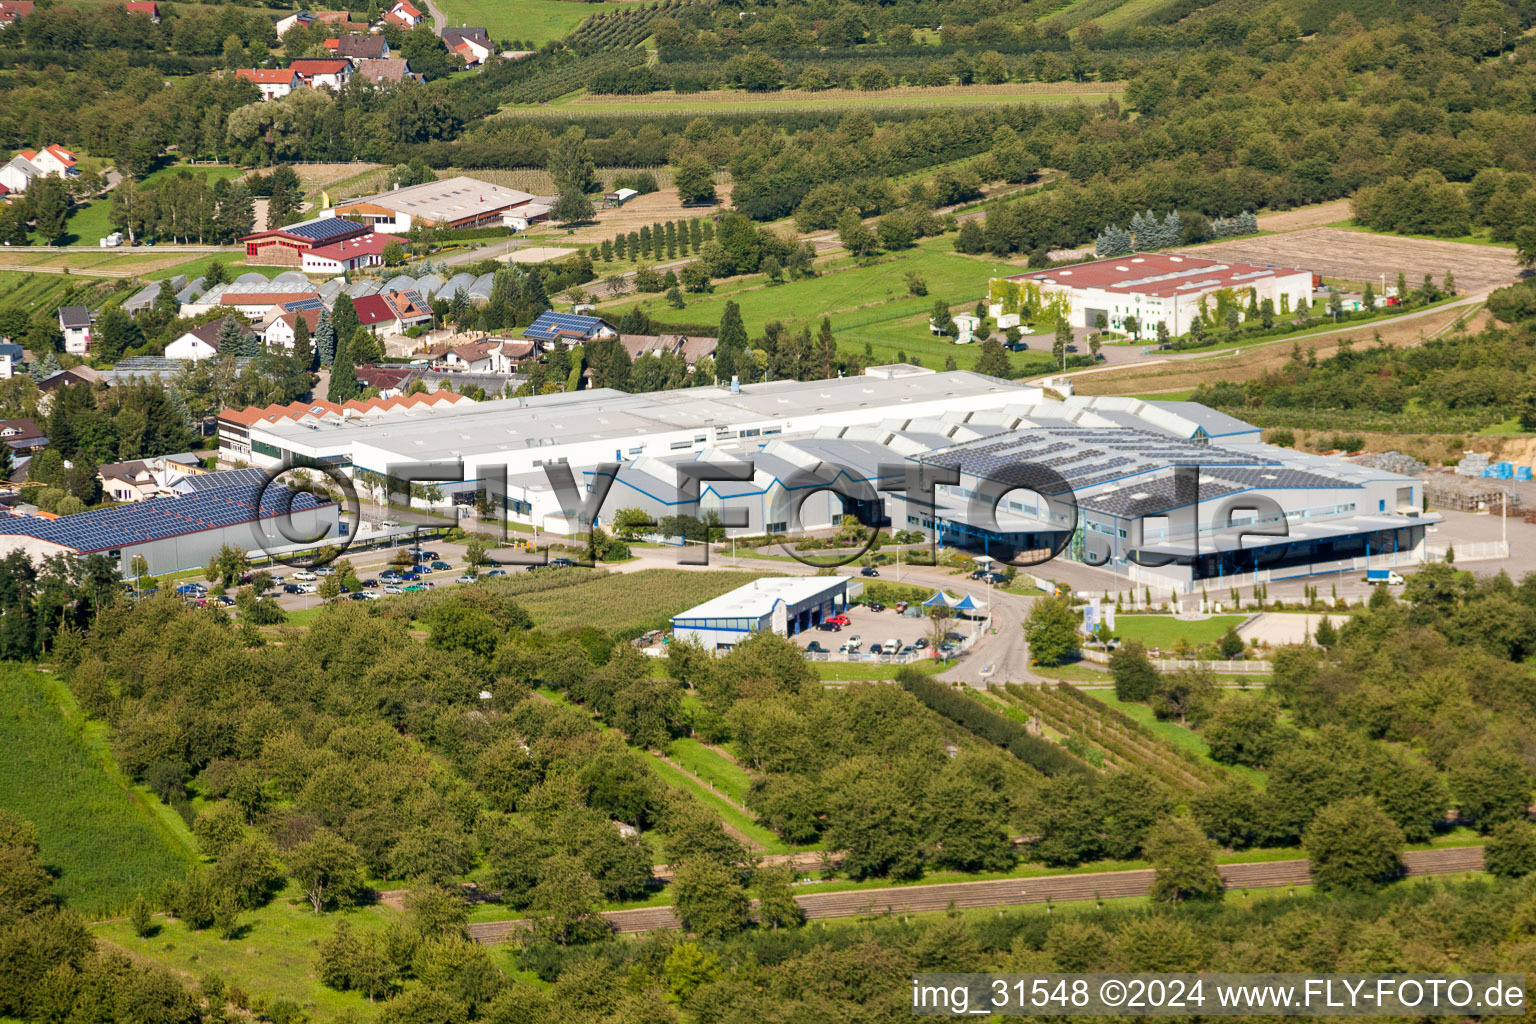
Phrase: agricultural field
[
  {"left": 1113, "top": 614, "right": 1247, "bottom": 648},
  {"left": 613, "top": 237, "right": 1059, "bottom": 372},
  {"left": 0, "top": 666, "right": 195, "bottom": 913},
  {"left": 512, "top": 568, "right": 769, "bottom": 633},
  {"left": 508, "top": 81, "right": 1127, "bottom": 116},
  {"left": 433, "top": 0, "right": 630, "bottom": 45},
  {"left": 1178, "top": 227, "right": 1522, "bottom": 294},
  {"left": 94, "top": 893, "right": 402, "bottom": 1022},
  {"left": 993, "top": 682, "right": 1231, "bottom": 792}
]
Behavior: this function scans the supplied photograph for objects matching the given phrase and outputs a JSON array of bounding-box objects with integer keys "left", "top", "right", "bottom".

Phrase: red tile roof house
[
  {"left": 383, "top": 0, "right": 423, "bottom": 29},
  {"left": 300, "top": 232, "right": 390, "bottom": 274},
  {"left": 354, "top": 290, "right": 433, "bottom": 336},
  {"left": 20, "top": 145, "right": 78, "bottom": 179},
  {"left": 124, "top": 0, "right": 158, "bottom": 21},
  {"left": 235, "top": 67, "right": 304, "bottom": 100},
  {"left": 288, "top": 57, "right": 353, "bottom": 90},
  {"left": 0, "top": 1, "right": 36, "bottom": 29}
]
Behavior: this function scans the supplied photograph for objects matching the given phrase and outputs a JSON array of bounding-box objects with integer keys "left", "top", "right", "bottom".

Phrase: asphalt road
[{"left": 464, "top": 845, "right": 1485, "bottom": 942}]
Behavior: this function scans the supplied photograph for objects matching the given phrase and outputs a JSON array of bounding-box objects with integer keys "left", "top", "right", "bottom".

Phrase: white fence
[
  {"left": 1077, "top": 647, "right": 1272, "bottom": 673},
  {"left": 1426, "top": 541, "right": 1509, "bottom": 563}
]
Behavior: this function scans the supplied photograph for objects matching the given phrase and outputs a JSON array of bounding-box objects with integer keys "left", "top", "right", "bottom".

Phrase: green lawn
[
  {"left": 1113, "top": 614, "right": 1246, "bottom": 649},
  {"left": 814, "top": 659, "right": 946, "bottom": 681},
  {"left": 646, "top": 753, "right": 795, "bottom": 855},
  {"left": 621, "top": 238, "right": 1056, "bottom": 373},
  {"left": 139, "top": 162, "right": 246, "bottom": 189},
  {"left": 664, "top": 738, "right": 753, "bottom": 807},
  {"left": 513, "top": 569, "right": 768, "bottom": 633},
  {"left": 0, "top": 667, "right": 196, "bottom": 913},
  {"left": 434, "top": 0, "right": 626, "bottom": 44},
  {"left": 94, "top": 890, "right": 403, "bottom": 1021}
]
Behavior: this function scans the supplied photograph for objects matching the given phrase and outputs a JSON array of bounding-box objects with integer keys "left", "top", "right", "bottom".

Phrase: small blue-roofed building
[
  {"left": 241, "top": 215, "right": 371, "bottom": 267},
  {"left": 671, "top": 576, "right": 850, "bottom": 651},
  {"left": 0, "top": 480, "right": 340, "bottom": 576},
  {"left": 522, "top": 311, "right": 619, "bottom": 350}
]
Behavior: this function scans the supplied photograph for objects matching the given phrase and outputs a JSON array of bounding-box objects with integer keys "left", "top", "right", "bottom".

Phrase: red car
[{"left": 824, "top": 614, "right": 852, "bottom": 627}]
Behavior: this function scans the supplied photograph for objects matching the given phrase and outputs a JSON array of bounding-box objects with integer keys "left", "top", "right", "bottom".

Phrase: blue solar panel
[
  {"left": 280, "top": 218, "right": 365, "bottom": 243},
  {"left": 281, "top": 297, "right": 325, "bottom": 313},
  {"left": 0, "top": 483, "right": 333, "bottom": 553},
  {"left": 524, "top": 311, "right": 612, "bottom": 342}
]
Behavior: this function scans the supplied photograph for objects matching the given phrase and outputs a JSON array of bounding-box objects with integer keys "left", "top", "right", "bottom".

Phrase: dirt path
[{"left": 1255, "top": 200, "right": 1352, "bottom": 232}]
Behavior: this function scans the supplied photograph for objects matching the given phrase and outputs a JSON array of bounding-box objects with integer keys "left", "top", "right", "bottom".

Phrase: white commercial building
[
  {"left": 671, "top": 576, "right": 851, "bottom": 649},
  {"left": 990, "top": 252, "right": 1314, "bottom": 336}
]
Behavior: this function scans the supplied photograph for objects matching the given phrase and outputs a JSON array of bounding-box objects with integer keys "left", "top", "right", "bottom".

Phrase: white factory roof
[
  {"left": 672, "top": 576, "right": 846, "bottom": 622},
  {"left": 251, "top": 369, "right": 1029, "bottom": 462},
  {"left": 337, "top": 175, "right": 537, "bottom": 221}
]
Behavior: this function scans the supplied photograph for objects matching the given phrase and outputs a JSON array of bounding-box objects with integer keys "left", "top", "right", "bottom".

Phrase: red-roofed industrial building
[
  {"left": 989, "top": 252, "right": 1314, "bottom": 337},
  {"left": 240, "top": 215, "right": 371, "bottom": 266}
]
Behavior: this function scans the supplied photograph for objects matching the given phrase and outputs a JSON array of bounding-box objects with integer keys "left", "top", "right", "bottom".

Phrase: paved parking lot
[{"left": 791, "top": 601, "right": 932, "bottom": 655}]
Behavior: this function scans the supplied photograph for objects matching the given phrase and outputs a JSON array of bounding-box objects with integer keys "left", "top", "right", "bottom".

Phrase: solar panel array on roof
[
  {"left": 1080, "top": 479, "right": 1244, "bottom": 517},
  {"left": 525, "top": 311, "right": 610, "bottom": 341},
  {"left": 281, "top": 297, "right": 325, "bottom": 313},
  {"left": 1210, "top": 467, "right": 1355, "bottom": 490},
  {"left": 281, "top": 218, "right": 365, "bottom": 243},
  {"left": 0, "top": 483, "right": 332, "bottom": 553}
]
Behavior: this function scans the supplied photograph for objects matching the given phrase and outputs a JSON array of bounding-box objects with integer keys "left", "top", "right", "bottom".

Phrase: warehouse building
[
  {"left": 671, "top": 576, "right": 851, "bottom": 649},
  {"left": 230, "top": 367, "right": 1431, "bottom": 591},
  {"left": 326, "top": 176, "right": 541, "bottom": 233},
  {"left": 990, "top": 252, "right": 1314, "bottom": 335},
  {"left": 241, "top": 216, "right": 373, "bottom": 267},
  {"left": 0, "top": 479, "right": 340, "bottom": 576}
]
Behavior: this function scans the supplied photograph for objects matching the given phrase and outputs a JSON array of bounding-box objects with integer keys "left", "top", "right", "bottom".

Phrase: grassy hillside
[
  {"left": 0, "top": 666, "right": 195, "bottom": 914},
  {"left": 431, "top": 0, "right": 628, "bottom": 45}
]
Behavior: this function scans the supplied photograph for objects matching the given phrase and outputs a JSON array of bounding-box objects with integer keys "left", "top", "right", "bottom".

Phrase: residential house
[
  {"left": 236, "top": 68, "right": 304, "bottom": 100},
  {"left": 442, "top": 27, "right": 491, "bottom": 66},
  {"left": 274, "top": 9, "right": 315, "bottom": 36},
  {"left": 37, "top": 367, "right": 105, "bottom": 395},
  {"left": 332, "top": 33, "right": 388, "bottom": 60},
  {"left": 124, "top": 0, "right": 158, "bottom": 21},
  {"left": 0, "top": 342, "right": 23, "bottom": 380},
  {"left": 24, "top": 145, "right": 78, "bottom": 179},
  {"left": 353, "top": 57, "right": 414, "bottom": 84},
  {"left": 259, "top": 308, "right": 322, "bottom": 351},
  {"left": 289, "top": 57, "right": 352, "bottom": 89},
  {"left": 99, "top": 457, "right": 192, "bottom": 502},
  {"left": 0, "top": 155, "right": 39, "bottom": 194},
  {"left": 165, "top": 317, "right": 255, "bottom": 361},
  {"left": 0, "top": 1, "right": 35, "bottom": 28},
  {"left": 0, "top": 419, "right": 46, "bottom": 454},
  {"left": 619, "top": 333, "right": 718, "bottom": 365},
  {"left": 435, "top": 338, "right": 531, "bottom": 373},
  {"left": 522, "top": 311, "right": 619, "bottom": 350},
  {"left": 57, "top": 306, "right": 93, "bottom": 355},
  {"left": 353, "top": 289, "right": 432, "bottom": 336},
  {"left": 300, "top": 231, "right": 390, "bottom": 274},
  {"left": 383, "top": 0, "right": 423, "bottom": 29}
]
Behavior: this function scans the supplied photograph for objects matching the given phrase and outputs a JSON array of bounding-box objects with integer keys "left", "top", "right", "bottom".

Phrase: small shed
[{"left": 603, "top": 187, "right": 639, "bottom": 208}]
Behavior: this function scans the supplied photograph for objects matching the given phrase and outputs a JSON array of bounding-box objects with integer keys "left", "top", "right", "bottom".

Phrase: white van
[{"left": 884, "top": 637, "right": 901, "bottom": 654}]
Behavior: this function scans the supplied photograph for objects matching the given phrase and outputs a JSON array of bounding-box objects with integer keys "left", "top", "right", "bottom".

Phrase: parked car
[
  {"left": 419, "top": 551, "right": 440, "bottom": 561},
  {"left": 945, "top": 631, "right": 966, "bottom": 642},
  {"left": 216, "top": 595, "right": 235, "bottom": 607},
  {"left": 839, "top": 640, "right": 862, "bottom": 653},
  {"left": 846, "top": 634, "right": 860, "bottom": 645},
  {"left": 455, "top": 574, "right": 477, "bottom": 583},
  {"left": 282, "top": 584, "right": 303, "bottom": 594},
  {"left": 980, "top": 571, "right": 1008, "bottom": 584},
  {"left": 825, "top": 614, "right": 851, "bottom": 627},
  {"left": 805, "top": 641, "right": 826, "bottom": 653},
  {"left": 860, "top": 566, "right": 880, "bottom": 577},
  {"left": 313, "top": 566, "right": 335, "bottom": 576},
  {"left": 914, "top": 637, "right": 928, "bottom": 649},
  {"left": 884, "top": 637, "right": 902, "bottom": 652},
  {"left": 380, "top": 571, "right": 403, "bottom": 582},
  {"left": 357, "top": 591, "right": 379, "bottom": 600},
  {"left": 384, "top": 585, "right": 404, "bottom": 594},
  {"left": 401, "top": 571, "right": 421, "bottom": 581},
  {"left": 866, "top": 601, "right": 885, "bottom": 612},
  {"left": 939, "top": 641, "right": 959, "bottom": 656},
  {"left": 430, "top": 560, "right": 451, "bottom": 571},
  {"left": 1005, "top": 340, "right": 1029, "bottom": 352},
  {"left": 816, "top": 621, "right": 841, "bottom": 632},
  {"left": 550, "top": 557, "right": 576, "bottom": 568},
  {"left": 899, "top": 645, "right": 917, "bottom": 657},
  {"left": 295, "top": 583, "right": 318, "bottom": 595},
  {"left": 360, "top": 579, "right": 379, "bottom": 589},
  {"left": 868, "top": 643, "right": 884, "bottom": 655},
  {"left": 174, "top": 583, "right": 205, "bottom": 596},
  {"left": 348, "top": 591, "right": 370, "bottom": 601},
  {"left": 403, "top": 584, "right": 427, "bottom": 592},
  {"left": 292, "top": 571, "right": 317, "bottom": 581}
]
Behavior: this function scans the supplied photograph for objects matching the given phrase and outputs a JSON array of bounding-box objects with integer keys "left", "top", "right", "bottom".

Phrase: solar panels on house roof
[{"left": 524, "top": 311, "right": 612, "bottom": 341}]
